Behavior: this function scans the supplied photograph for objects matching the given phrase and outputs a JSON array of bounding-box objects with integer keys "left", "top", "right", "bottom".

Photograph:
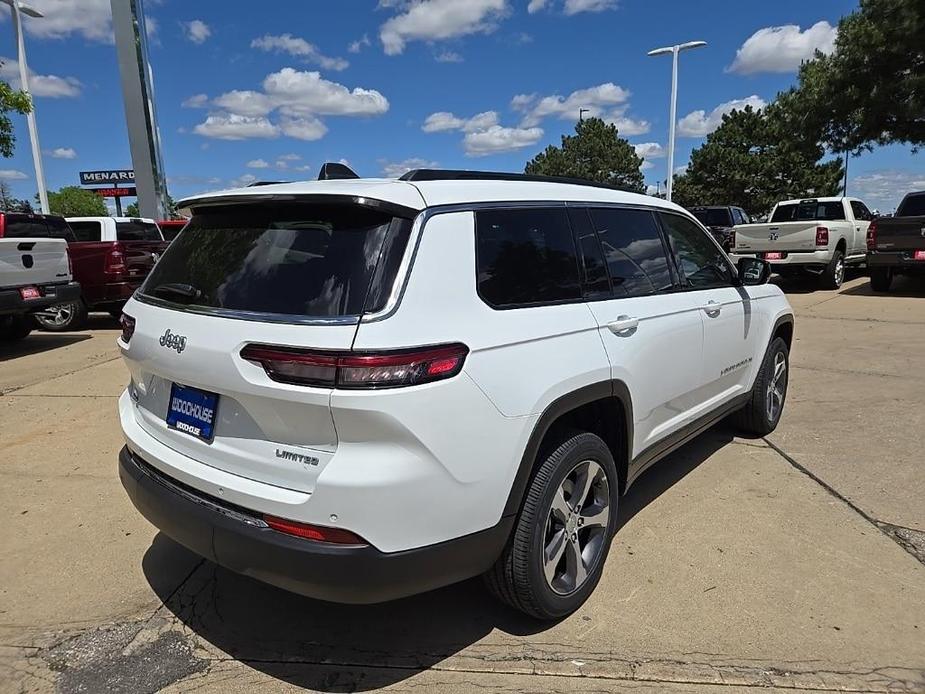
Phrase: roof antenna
[{"left": 318, "top": 162, "right": 359, "bottom": 180}]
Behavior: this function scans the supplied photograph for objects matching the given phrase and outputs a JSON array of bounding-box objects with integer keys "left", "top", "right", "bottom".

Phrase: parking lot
[{"left": 1, "top": 274, "right": 924, "bottom": 694}]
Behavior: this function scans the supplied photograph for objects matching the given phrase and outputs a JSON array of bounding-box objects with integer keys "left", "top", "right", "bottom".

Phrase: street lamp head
[
  {"left": 1, "top": 0, "right": 44, "bottom": 17},
  {"left": 679, "top": 40, "right": 707, "bottom": 51},
  {"left": 647, "top": 40, "right": 706, "bottom": 56},
  {"left": 647, "top": 46, "right": 673, "bottom": 56}
]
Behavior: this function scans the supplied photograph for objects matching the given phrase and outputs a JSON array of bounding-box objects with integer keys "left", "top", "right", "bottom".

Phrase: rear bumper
[
  {"left": 867, "top": 251, "right": 925, "bottom": 272},
  {"left": 119, "top": 446, "right": 513, "bottom": 604},
  {"left": 730, "top": 250, "right": 832, "bottom": 268},
  {"left": 0, "top": 281, "right": 81, "bottom": 316}
]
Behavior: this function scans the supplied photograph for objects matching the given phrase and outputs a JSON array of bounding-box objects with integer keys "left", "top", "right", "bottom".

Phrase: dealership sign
[
  {"left": 94, "top": 187, "right": 137, "bottom": 198},
  {"left": 79, "top": 170, "right": 135, "bottom": 185}
]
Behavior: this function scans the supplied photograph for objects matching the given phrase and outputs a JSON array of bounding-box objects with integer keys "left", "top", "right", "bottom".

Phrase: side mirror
[{"left": 737, "top": 257, "right": 771, "bottom": 286}]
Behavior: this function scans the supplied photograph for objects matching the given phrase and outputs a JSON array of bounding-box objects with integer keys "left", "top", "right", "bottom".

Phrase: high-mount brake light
[
  {"left": 866, "top": 220, "right": 878, "bottom": 250},
  {"left": 263, "top": 515, "right": 367, "bottom": 544},
  {"left": 240, "top": 343, "right": 469, "bottom": 389},
  {"left": 815, "top": 226, "right": 829, "bottom": 247}
]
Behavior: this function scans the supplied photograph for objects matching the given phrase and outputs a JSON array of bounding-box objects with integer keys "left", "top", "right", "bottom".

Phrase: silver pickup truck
[{"left": 731, "top": 197, "right": 874, "bottom": 289}]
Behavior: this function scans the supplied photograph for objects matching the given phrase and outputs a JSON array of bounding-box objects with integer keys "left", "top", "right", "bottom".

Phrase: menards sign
[{"left": 79, "top": 170, "right": 135, "bottom": 185}]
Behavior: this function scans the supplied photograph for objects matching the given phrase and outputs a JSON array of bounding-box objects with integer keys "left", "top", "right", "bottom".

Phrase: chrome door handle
[
  {"left": 607, "top": 315, "right": 639, "bottom": 336},
  {"left": 702, "top": 300, "right": 721, "bottom": 317}
]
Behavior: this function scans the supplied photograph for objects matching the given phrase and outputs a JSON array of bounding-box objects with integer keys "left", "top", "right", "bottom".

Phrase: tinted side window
[
  {"left": 588, "top": 208, "right": 674, "bottom": 297},
  {"left": 116, "top": 221, "right": 162, "bottom": 241},
  {"left": 4, "top": 214, "right": 49, "bottom": 238},
  {"left": 660, "top": 213, "right": 734, "bottom": 289},
  {"left": 475, "top": 208, "right": 582, "bottom": 308},
  {"left": 45, "top": 216, "right": 76, "bottom": 242},
  {"left": 70, "top": 221, "right": 103, "bottom": 242},
  {"left": 850, "top": 201, "right": 872, "bottom": 221},
  {"left": 567, "top": 208, "right": 610, "bottom": 297}
]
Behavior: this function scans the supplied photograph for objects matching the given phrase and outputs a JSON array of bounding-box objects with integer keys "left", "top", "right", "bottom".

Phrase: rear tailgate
[
  {"left": 120, "top": 199, "right": 413, "bottom": 493},
  {"left": 734, "top": 221, "right": 818, "bottom": 252},
  {"left": 872, "top": 216, "right": 925, "bottom": 251},
  {"left": 0, "top": 238, "right": 70, "bottom": 288},
  {"left": 116, "top": 220, "right": 170, "bottom": 281}
]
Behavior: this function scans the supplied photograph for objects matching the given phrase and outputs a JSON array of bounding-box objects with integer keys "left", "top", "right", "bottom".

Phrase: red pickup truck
[{"left": 34, "top": 216, "right": 169, "bottom": 331}]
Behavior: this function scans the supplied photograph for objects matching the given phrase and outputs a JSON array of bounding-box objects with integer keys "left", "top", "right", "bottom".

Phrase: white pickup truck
[
  {"left": 0, "top": 211, "right": 81, "bottom": 341},
  {"left": 731, "top": 196, "right": 874, "bottom": 289}
]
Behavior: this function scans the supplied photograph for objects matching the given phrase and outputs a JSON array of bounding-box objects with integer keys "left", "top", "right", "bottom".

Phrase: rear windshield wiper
[{"left": 151, "top": 283, "right": 204, "bottom": 304}]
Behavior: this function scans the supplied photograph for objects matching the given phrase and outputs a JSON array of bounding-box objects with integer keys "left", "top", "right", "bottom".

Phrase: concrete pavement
[{"left": 1, "top": 278, "right": 924, "bottom": 693}]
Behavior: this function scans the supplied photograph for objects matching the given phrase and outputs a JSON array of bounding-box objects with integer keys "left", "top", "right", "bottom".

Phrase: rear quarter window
[
  {"left": 475, "top": 208, "right": 582, "bottom": 308},
  {"left": 69, "top": 221, "right": 103, "bottom": 242}
]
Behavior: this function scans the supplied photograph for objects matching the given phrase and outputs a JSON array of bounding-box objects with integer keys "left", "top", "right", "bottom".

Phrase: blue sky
[{"left": 2, "top": 0, "right": 921, "bottom": 213}]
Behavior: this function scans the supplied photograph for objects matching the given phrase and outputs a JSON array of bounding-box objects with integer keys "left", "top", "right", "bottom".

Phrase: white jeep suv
[{"left": 117, "top": 169, "right": 794, "bottom": 619}]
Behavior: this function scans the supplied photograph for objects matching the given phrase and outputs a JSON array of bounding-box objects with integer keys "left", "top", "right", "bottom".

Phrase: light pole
[
  {"left": 647, "top": 40, "right": 706, "bottom": 202},
  {"left": 2, "top": 0, "right": 48, "bottom": 213}
]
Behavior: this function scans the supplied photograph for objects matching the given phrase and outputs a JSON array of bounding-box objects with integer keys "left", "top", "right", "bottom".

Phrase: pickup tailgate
[
  {"left": 872, "top": 216, "right": 925, "bottom": 251},
  {"left": 734, "top": 221, "right": 819, "bottom": 253},
  {"left": 0, "top": 238, "right": 70, "bottom": 288}
]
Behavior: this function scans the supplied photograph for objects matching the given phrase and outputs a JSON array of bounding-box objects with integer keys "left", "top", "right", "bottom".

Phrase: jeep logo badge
[{"left": 159, "top": 329, "right": 187, "bottom": 353}]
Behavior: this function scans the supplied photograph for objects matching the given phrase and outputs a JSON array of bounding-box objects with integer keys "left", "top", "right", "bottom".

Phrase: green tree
[
  {"left": 43, "top": 186, "right": 108, "bottom": 216},
  {"left": 525, "top": 117, "right": 645, "bottom": 193},
  {"left": 125, "top": 193, "right": 177, "bottom": 219},
  {"left": 672, "top": 105, "right": 843, "bottom": 217},
  {"left": 0, "top": 70, "right": 32, "bottom": 159},
  {"left": 125, "top": 201, "right": 138, "bottom": 216},
  {"left": 783, "top": 0, "right": 925, "bottom": 152},
  {"left": 0, "top": 181, "right": 30, "bottom": 211}
]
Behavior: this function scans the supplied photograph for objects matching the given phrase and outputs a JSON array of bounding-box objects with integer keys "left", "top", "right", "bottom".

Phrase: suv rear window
[
  {"left": 116, "top": 220, "right": 162, "bottom": 241},
  {"left": 475, "top": 208, "right": 582, "bottom": 308},
  {"left": 140, "top": 203, "right": 412, "bottom": 318},
  {"left": 692, "top": 208, "right": 733, "bottom": 227},
  {"left": 771, "top": 201, "right": 846, "bottom": 222}
]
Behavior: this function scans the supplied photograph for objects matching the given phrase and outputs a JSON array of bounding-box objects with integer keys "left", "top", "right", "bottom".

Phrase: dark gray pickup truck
[{"left": 866, "top": 191, "right": 925, "bottom": 292}]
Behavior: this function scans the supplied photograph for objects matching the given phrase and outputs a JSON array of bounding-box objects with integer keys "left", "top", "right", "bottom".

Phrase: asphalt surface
[{"left": 2, "top": 274, "right": 924, "bottom": 693}]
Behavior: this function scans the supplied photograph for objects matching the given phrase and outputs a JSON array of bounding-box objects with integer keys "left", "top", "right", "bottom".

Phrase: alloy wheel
[
  {"left": 766, "top": 351, "right": 787, "bottom": 422},
  {"left": 543, "top": 459, "right": 610, "bottom": 595}
]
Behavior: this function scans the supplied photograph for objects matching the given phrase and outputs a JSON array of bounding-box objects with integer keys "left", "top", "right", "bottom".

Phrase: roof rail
[{"left": 398, "top": 168, "right": 635, "bottom": 193}]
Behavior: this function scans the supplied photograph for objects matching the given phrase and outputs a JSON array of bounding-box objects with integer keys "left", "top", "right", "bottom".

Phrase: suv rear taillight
[
  {"left": 120, "top": 313, "right": 136, "bottom": 343},
  {"left": 105, "top": 243, "right": 127, "bottom": 276},
  {"left": 815, "top": 226, "right": 829, "bottom": 247},
  {"left": 240, "top": 343, "right": 469, "bottom": 389},
  {"left": 866, "top": 220, "right": 877, "bottom": 250},
  {"left": 0, "top": 213, "right": 5, "bottom": 238},
  {"left": 264, "top": 515, "right": 366, "bottom": 544}
]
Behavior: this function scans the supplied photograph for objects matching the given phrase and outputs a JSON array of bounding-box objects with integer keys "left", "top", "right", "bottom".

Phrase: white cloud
[
  {"left": 0, "top": 169, "right": 28, "bottom": 180},
  {"left": 183, "top": 19, "right": 211, "bottom": 44},
  {"left": 246, "top": 159, "right": 270, "bottom": 169},
  {"left": 850, "top": 170, "right": 925, "bottom": 213},
  {"left": 422, "top": 110, "right": 499, "bottom": 133},
  {"left": 728, "top": 21, "right": 837, "bottom": 75},
  {"left": 293, "top": 164, "right": 312, "bottom": 172},
  {"left": 435, "top": 50, "right": 463, "bottom": 63},
  {"left": 1, "top": 0, "right": 113, "bottom": 42},
  {"left": 196, "top": 69, "right": 389, "bottom": 141},
  {"left": 48, "top": 147, "right": 77, "bottom": 159},
  {"left": 262, "top": 68, "right": 389, "bottom": 116},
  {"left": 229, "top": 173, "right": 258, "bottom": 188},
  {"left": 464, "top": 125, "right": 544, "bottom": 156},
  {"left": 212, "top": 90, "right": 274, "bottom": 117},
  {"left": 348, "top": 34, "right": 371, "bottom": 53},
  {"left": 381, "top": 157, "right": 439, "bottom": 177},
  {"left": 251, "top": 33, "right": 349, "bottom": 71},
  {"left": 677, "top": 95, "right": 766, "bottom": 137},
  {"left": 633, "top": 142, "right": 664, "bottom": 160},
  {"left": 278, "top": 153, "right": 302, "bottom": 161},
  {"left": 527, "top": 0, "right": 616, "bottom": 14},
  {"left": 182, "top": 93, "right": 209, "bottom": 108},
  {"left": 193, "top": 114, "right": 280, "bottom": 140},
  {"left": 606, "top": 110, "right": 650, "bottom": 136},
  {"left": 380, "top": 0, "right": 509, "bottom": 55},
  {"left": 279, "top": 116, "right": 328, "bottom": 141},
  {"left": 512, "top": 83, "right": 631, "bottom": 127},
  {"left": 145, "top": 16, "right": 159, "bottom": 43},
  {"left": 0, "top": 58, "right": 80, "bottom": 98}
]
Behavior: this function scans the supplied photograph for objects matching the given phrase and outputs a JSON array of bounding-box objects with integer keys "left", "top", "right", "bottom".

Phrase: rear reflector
[
  {"left": 866, "top": 221, "right": 878, "bottom": 250},
  {"left": 815, "top": 226, "right": 829, "bottom": 247},
  {"left": 120, "top": 313, "right": 136, "bottom": 343},
  {"left": 264, "top": 515, "right": 366, "bottom": 544},
  {"left": 241, "top": 343, "right": 469, "bottom": 389}
]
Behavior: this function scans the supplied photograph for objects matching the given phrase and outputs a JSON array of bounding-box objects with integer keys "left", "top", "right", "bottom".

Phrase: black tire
[
  {"left": 484, "top": 432, "right": 619, "bottom": 620},
  {"left": 733, "top": 337, "right": 789, "bottom": 436},
  {"left": 869, "top": 267, "right": 893, "bottom": 292},
  {"left": 820, "top": 249, "right": 845, "bottom": 289},
  {"left": 33, "top": 299, "right": 87, "bottom": 332},
  {"left": 0, "top": 315, "right": 33, "bottom": 341}
]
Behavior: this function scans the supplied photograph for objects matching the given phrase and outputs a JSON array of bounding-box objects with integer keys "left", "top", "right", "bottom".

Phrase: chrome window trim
[{"left": 132, "top": 293, "right": 361, "bottom": 326}]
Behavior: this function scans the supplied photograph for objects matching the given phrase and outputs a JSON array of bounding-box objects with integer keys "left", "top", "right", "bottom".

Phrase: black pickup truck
[{"left": 866, "top": 191, "right": 925, "bottom": 292}]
